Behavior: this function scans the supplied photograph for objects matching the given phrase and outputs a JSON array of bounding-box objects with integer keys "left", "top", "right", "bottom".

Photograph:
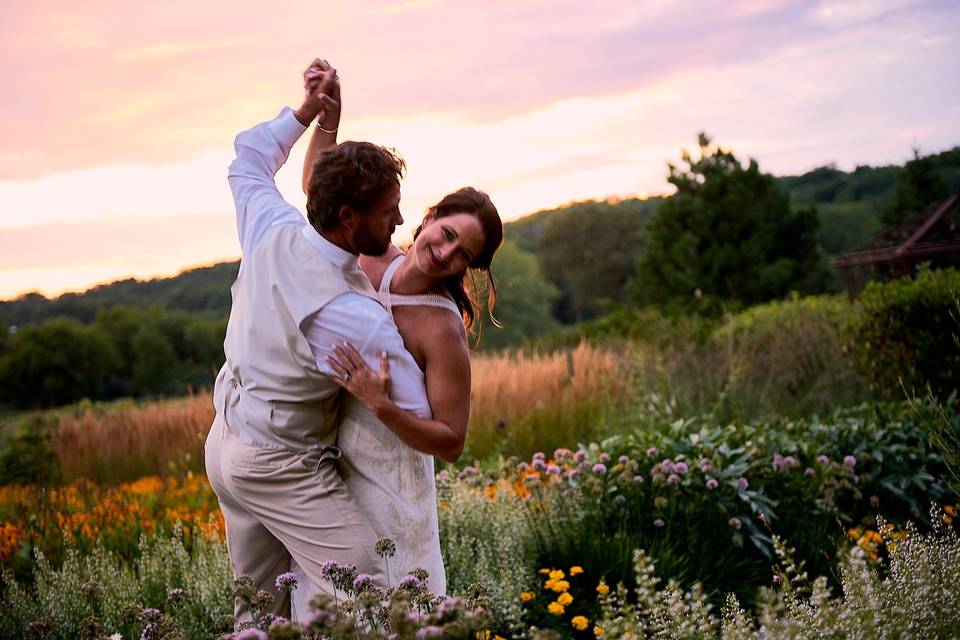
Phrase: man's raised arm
[{"left": 227, "top": 60, "right": 339, "bottom": 257}]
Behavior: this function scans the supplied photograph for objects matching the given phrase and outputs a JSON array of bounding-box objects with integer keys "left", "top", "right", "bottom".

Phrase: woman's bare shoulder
[{"left": 359, "top": 245, "right": 404, "bottom": 289}]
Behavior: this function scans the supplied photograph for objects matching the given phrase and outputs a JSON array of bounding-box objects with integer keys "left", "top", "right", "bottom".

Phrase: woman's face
[{"left": 412, "top": 212, "right": 486, "bottom": 279}]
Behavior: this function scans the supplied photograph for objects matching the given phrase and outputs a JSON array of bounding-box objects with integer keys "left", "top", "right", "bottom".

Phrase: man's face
[{"left": 352, "top": 184, "right": 403, "bottom": 256}]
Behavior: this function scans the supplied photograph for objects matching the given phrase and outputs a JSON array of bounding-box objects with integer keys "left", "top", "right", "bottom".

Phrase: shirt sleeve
[
  {"left": 228, "top": 107, "right": 309, "bottom": 257},
  {"left": 301, "top": 293, "right": 432, "bottom": 417}
]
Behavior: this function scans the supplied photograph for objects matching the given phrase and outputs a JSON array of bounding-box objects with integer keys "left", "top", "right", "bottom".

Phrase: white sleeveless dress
[{"left": 336, "top": 255, "right": 460, "bottom": 594}]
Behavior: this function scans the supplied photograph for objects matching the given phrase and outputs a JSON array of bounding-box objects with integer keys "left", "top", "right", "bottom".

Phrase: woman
[{"left": 297, "top": 60, "right": 503, "bottom": 596}]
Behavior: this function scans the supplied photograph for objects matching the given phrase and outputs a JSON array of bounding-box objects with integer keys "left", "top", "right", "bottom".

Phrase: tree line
[{"left": 2, "top": 140, "right": 957, "bottom": 408}]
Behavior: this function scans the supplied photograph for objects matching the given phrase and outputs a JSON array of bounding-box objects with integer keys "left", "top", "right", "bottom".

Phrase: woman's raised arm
[{"left": 301, "top": 60, "right": 342, "bottom": 194}]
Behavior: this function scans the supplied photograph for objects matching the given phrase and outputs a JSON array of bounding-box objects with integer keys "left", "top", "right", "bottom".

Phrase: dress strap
[{"left": 378, "top": 255, "right": 462, "bottom": 319}]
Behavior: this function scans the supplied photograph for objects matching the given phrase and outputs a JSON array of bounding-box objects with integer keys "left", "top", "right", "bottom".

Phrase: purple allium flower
[
  {"left": 633, "top": 475, "right": 644, "bottom": 484},
  {"left": 554, "top": 448, "right": 571, "bottom": 460},
  {"left": 533, "top": 451, "right": 546, "bottom": 462},
  {"left": 653, "top": 518, "right": 665, "bottom": 527},
  {"left": 416, "top": 625, "right": 445, "bottom": 639},
  {"left": 618, "top": 455, "right": 630, "bottom": 464},
  {"left": 843, "top": 455, "right": 856, "bottom": 467},
  {"left": 261, "top": 613, "right": 287, "bottom": 627},
  {"left": 772, "top": 453, "right": 784, "bottom": 470},
  {"left": 546, "top": 464, "right": 561, "bottom": 476},
  {"left": 592, "top": 463, "right": 607, "bottom": 474},
  {"left": 729, "top": 517, "right": 742, "bottom": 530},
  {"left": 532, "top": 459, "right": 547, "bottom": 472},
  {"left": 140, "top": 608, "right": 162, "bottom": 623},
  {"left": 804, "top": 467, "right": 815, "bottom": 477},
  {"left": 517, "top": 462, "right": 529, "bottom": 472},
  {"left": 674, "top": 461, "right": 689, "bottom": 475},
  {"left": 646, "top": 447, "right": 659, "bottom": 458},
  {"left": 398, "top": 575, "right": 424, "bottom": 590},
  {"left": 614, "top": 494, "right": 627, "bottom": 505},
  {"left": 667, "top": 473, "right": 680, "bottom": 485},
  {"left": 698, "top": 457, "right": 712, "bottom": 473},
  {"left": 275, "top": 572, "right": 298, "bottom": 591},
  {"left": 706, "top": 478, "right": 719, "bottom": 490},
  {"left": 458, "top": 466, "right": 478, "bottom": 479},
  {"left": 598, "top": 452, "right": 612, "bottom": 463},
  {"left": 235, "top": 630, "right": 268, "bottom": 640},
  {"left": 661, "top": 458, "right": 674, "bottom": 474},
  {"left": 574, "top": 449, "right": 588, "bottom": 463},
  {"left": 816, "top": 454, "right": 829, "bottom": 465},
  {"left": 738, "top": 477, "right": 749, "bottom": 490},
  {"left": 782, "top": 456, "right": 798, "bottom": 469},
  {"left": 569, "top": 469, "right": 580, "bottom": 481},
  {"left": 352, "top": 573, "right": 377, "bottom": 593},
  {"left": 319, "top": 560, "right": 340, "bottom": 579}
]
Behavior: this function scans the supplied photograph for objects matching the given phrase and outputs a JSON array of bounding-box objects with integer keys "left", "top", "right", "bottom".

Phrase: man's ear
[{"left": 338, "top": 204, "right": 358, "bottom": 230}]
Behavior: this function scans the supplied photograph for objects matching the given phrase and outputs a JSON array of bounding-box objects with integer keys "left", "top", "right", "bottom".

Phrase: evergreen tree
[
  {"left": 881, "top": 148, "right": 951, "bottom": 227},
  {"left": 633, "top": 134, "right": 828, "bottom": 314}
]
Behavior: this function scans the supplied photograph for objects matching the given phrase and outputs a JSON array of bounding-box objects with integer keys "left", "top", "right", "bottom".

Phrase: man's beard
[{"left": 353, "top": 222, "right": 390, "bottom": 256}]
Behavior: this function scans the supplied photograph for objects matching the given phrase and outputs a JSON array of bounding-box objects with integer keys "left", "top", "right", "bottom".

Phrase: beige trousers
[{"left": 204, "top": 415, "right": 385, "bottom": 624}]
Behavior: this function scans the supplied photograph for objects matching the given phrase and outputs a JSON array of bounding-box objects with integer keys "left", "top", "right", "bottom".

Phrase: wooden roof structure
[{"left": 831, "top": 193, "right": 960, "bottom": 295}]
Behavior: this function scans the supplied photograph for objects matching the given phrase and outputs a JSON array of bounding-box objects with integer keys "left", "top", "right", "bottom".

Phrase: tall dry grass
[
  {"left": 466, "top": 341, "right": 628, "bottom": 461},
  {"left": 46, "top": 343, "right": 627, "bottom": 482},
  {"left": 53, "top": 392, "right": 214, "bottom": 484}
]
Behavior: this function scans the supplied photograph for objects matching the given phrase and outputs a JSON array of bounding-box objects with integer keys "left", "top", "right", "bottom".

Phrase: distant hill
[{"left": 3, "top": 145, "right": 958, "bottom": 327}]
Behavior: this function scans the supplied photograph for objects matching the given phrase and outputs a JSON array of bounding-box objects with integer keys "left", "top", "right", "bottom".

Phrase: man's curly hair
[{"left": 306, "top": 141, "right": 406, "bottom": 231}]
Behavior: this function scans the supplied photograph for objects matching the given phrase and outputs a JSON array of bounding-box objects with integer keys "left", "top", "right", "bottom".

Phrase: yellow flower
[
  {"left": 596, "top": 583, "right": 610, "bottom": 595},
  {"left": 549, "top": 569, "right": 566, "bottom": 580},
  {"left": 571, "top": 616, "right": 589, "bottom": 630},
  {"left": 570, "top": 566, "right": 584, "bottom": 576},
  {"left": 520, "top": 591, "right": 535, "bottom": 602},
  {"left": 548, "top": 580, "right": 570, "bottom": 592},
  {"left": 539, "top": 568, "right": 551, "bottom": 574},
  {"left": 945, "top": 504, "right": 956, "bottom": 517},
  {"left": 548, "top": 602, "right": 565, "bottom": 616},
  {"left": 557, "top": 592, "right": 573, "bottom": 606},
  {"left": 544, "top": 579, "right": 557, "bottom": 590},
  {"left": 594, "top": 626, "right": 605, "bottom": 636},
  {"left": 475, "top": 631, "right": 491, "bottom": 640}
]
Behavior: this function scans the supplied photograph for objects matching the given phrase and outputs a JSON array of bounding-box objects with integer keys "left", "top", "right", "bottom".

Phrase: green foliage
[
  {"left": 480, "top": 240, "right": 561, "bottom": 350},
  {"left": 0, "top": 306, "right": 226, "bottom": 408},
  {"left": 0, "top": 532, "right": 232, "bottom": 640},
  {"left": 813, "top": 201, "right": 882, "bottom": 256},
  {"left": 0, "top": 413, "right": 59, "bottom": 486},
  {"left": 882, "top": 148, "right": 953, "bottom": 226},
  {"left": 485, "top": 398, "right": 951, "bottom": 619},
  {"left": 634, "top": 134, "right": 830, "bottom": 314},
  {"left": 0, "top": 319, "right": 121, "bottom": 409},
  {"left": 594, "top": 514, "right": 960, "bottom": 639},
  {"left": 850, "top": 265, "right": 960, "bottom": 401},
  {"left": 437, "top": 477, "right": 537, "bottom": 634},
  {"left": 709, "top": 294, "right": 867, "bottom": 419},
  {"left": 536, "top": 199, "right": 654, "bottom": 322}
]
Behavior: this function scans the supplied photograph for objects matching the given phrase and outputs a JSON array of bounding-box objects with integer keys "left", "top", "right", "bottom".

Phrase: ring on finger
[{"left": 343, "top": 372, "right": 351, "bottom": 383}]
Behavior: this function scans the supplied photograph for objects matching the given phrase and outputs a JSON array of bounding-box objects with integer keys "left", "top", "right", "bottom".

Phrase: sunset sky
[{"left": 1, "top": 0, "right": 958, "bottom": 300}]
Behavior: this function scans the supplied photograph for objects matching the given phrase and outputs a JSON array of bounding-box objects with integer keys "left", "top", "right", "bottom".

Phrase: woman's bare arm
[
  {"left": 301, "top": 61, "right": 341, "bottom": 194},
  {"left": 326, "top": 321, "right": 470, "bottom": 463}
]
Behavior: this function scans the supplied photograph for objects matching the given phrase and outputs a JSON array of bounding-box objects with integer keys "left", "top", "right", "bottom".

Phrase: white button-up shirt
[{"left": 227, "top": 107, "right": 430, "bottom": 418}]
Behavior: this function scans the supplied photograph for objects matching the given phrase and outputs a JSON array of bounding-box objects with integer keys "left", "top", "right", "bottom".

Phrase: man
[{"left": 204, "top": 59, "right": 430, "bottom": 624}]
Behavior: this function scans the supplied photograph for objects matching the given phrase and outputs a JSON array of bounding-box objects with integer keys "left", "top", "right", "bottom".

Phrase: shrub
[
  {"left": 592, "top": 510, "right": 960, "bottom": 639},
  {"left": 850, "top": 265, "right": 960, "bottom": 401},
  {"left": 711, "top": 294, "right": 867, "bottom": 417},
  {"left": 437, "top": 473, "right": 537, "bottom": 634}
]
